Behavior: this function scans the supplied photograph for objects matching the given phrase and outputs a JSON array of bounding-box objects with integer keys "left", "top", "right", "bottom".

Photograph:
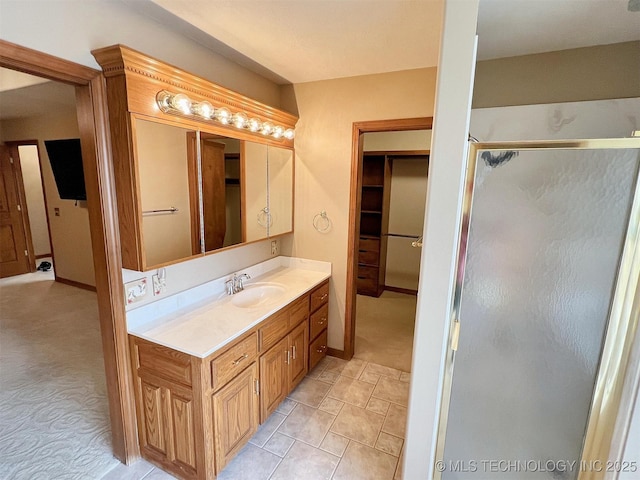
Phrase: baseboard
[
  {"left": 56, "top": 276, "right": 97, "bottom": 292},
  {"left": 35, "top": 253, "right": 52, "bottom": 259},
  {"left": 327, "top": 347, "right": 345, "bottom": 359},
  {"left": 384, "top": 285, "right": 418, "bottom": 296}
]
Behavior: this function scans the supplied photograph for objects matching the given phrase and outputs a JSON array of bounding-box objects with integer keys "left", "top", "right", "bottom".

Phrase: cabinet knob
[{"left": 316, "top": 345, "right": 327, "bottom": 353}]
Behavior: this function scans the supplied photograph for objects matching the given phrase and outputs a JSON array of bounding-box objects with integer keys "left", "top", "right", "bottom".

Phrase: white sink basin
[{"left": 231, "top": 283, "right": 286, "bottom": 308}]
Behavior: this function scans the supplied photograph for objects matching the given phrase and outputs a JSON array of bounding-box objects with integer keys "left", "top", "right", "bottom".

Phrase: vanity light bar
[{"left": 156, "top": 90, "right": 295, "bottom": 140}]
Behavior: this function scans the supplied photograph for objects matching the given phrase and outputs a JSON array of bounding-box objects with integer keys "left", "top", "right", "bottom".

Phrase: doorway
[
  {"left": 345, "top": 117, "right": 433, "bottom": 367},
  {"left": 0, "top": 40, "right": 136, "bottom": 466}
]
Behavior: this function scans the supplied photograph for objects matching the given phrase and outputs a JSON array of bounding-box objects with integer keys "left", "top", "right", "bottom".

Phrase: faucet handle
[{"left": 225, "top": 279, "right": 234, "bottom": 295}]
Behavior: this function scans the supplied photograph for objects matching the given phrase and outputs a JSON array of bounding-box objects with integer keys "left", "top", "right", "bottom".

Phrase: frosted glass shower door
[{"left": 439, "top": 144, "right": 640, "bottom": 480}]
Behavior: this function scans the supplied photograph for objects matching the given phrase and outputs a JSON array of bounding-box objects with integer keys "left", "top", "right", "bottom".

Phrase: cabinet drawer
[
  {"left": 259, "top": 310, "right": 289, "bottom": 352},
  {"left": 309, "top": 329, "right": 328, "bottom": 371},
  {"left": 289, "top": 295, "right": 309, "bottom": 328},
  {"left": 358, "top": 265, "right": 378, "bottom": 280},
  {"left": 310, "top": 304, "right": 328, "bottom": 341},
  {"left": 359, "top": 238, "right": 380, "bottom": 253},
  {"left": 310, "top": 281, "right": 329, "bottom": 312},
  {"left": 211, "top": 332, "right": 258, "bottom": 391},
  {"left": 358, "top": 250, "right": 379, "bottom": 266},
  {"left": 136, "top": 339, "right": 193, "bottom": 387}
]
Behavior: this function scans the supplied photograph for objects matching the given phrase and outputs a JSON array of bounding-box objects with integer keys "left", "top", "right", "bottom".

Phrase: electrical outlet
[
  {"left": 271, "top": 239, "right": 279, "bottom": 256},
  {"left": 152, "top": 269, "right": 167, "bottom": 296},
  {"left": 124, "top": 278, "right": 147, "bottom": 304}
]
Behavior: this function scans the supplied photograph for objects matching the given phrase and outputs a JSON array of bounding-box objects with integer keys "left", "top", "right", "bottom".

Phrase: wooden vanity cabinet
[
  {"left": 129, "top": 281, "right": 331, "bottom": 479},
  {"left": 258, "top": 304, "right": 309, "bottom": 422},
  {"left": 308, "top": 280, "right": 330, "bottom": 370}
]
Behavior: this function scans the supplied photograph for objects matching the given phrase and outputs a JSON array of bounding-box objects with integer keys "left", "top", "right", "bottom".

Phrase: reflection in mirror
[
  {"left": 267, "top": 146, "right": 294, "bottom": 237},
  {"left": 200, "top": 135, "right": 243, "bottom": 251},
  {"left": 135, "top": 119, "right": 199, "bottom": 267},
  {"left": 244, "top": 142, "right": 268, "bottom": 242}
]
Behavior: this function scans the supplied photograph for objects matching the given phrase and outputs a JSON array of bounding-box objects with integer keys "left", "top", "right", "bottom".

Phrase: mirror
[
  {"left": 267, "top": 146, "right": 294, "bottom": 237},
  {"left": 134, "top": 118, "right": 293, "bottom": 270},
  {"left": 243, "top": 141, "right": 269, "bottom": 242},
  {"left": 135, "top": 119, "right": 199, "bottom": 267}
]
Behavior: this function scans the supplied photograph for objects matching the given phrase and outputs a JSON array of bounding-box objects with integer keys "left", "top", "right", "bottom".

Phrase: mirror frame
[{"left": 92, "top": 45, "right": 297, "bottom": 271}]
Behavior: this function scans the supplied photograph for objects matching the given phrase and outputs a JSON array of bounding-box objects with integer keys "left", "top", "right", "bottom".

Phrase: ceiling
[
  {"left": 1, "top": 0, "right": 638, "bottom": 120},
  {"left": 137, "top": 0, "right": 640, "bottom": 84}
]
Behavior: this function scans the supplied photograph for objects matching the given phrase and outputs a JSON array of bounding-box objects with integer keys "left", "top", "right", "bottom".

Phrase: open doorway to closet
[{"left": 345, "top": 117, "right": 433, "bottom": 372}]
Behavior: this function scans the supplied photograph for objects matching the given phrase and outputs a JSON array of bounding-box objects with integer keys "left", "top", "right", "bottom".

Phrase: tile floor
[{"left": 102, "top": 356, "right": 408, "bottom": 480}]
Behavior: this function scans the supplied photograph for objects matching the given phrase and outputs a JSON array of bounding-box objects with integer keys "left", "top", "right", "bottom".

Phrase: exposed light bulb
[
  {"left": 156, "top": 90, "right": 172, "bottom": 111},
  {"left": 284, "top": 129, "right": 295, "bottom": 140},
  {"left": 272, "top": 126, "right": 285, "bottom": 139},
  {"left": 215, "top": 107, "right": 232, "bottom": 124},
  {"left": 261, "top": 121, "right": 274, "bottom": 135},
  {"left": 248, "top": 118, "right": 262, "bottom": 132},
  {"left": 193, "top": 101, "right": 214, "bottom": 119},
  {"left": 232, "top": 112, "right": 248, "bottom": 129},
  {"left": 170, "top": 93, "right": 192, "bottom": 114}
]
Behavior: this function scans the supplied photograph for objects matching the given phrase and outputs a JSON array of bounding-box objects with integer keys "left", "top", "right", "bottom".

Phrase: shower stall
[{"left": 435, "top": 139, "right": 640, "bottom": 480}]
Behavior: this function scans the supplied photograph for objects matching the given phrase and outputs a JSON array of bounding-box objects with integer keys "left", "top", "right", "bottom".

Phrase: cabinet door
[
  {"left": 212, "top": 363, "right": 259, "bottom": 473},
  {"left": 259, "top": 337, "right": 288, "bottom": 422},
  {"left": 138, "top": 377, "right": 198, "bottom": 477},
  {"left": 289, "top": 321, "right": 308, "bottom": 390},
  {"left": 139, "top": 378, "right": 169, "bottom": 456}
]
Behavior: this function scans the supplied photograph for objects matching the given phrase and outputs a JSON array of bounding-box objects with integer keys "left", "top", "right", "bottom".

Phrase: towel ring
[
  {"left": 257, "top": 207, "right": 272, "bottom": 228},
  {"left": 313, "top": 211, "right": 331, "bottom": 233}
]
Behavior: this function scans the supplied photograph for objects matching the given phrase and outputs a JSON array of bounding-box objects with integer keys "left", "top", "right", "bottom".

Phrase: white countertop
[{"left": 127, "top": 257, "right": 331, "bottom": 358}]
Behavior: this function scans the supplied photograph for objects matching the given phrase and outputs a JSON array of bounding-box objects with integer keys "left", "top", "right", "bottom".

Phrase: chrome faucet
[{"left": 226, "top": 273, "right": 251, "bottom": 295}]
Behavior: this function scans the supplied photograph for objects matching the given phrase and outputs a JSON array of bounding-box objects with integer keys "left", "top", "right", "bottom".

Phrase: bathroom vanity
[{"left": 126, "top": 258, "right": 330, "bottom": 479}]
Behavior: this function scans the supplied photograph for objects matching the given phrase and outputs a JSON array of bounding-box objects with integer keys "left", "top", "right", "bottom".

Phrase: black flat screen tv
[{"left": 44, "top": 138, "right": 86, "bottom": 201}]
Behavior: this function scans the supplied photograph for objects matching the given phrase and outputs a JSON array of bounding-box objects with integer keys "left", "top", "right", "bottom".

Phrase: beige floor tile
[
  {"left": 363, "top": 362, "right": 402, "bottom": 380},
  {"left": 307, "top": 357, "right": 330, "bottom": 379},
  {"left": 287, "top": 377, "right": 332, "bottom": 408},
  {"left": 339, "top": 358, "right": 367, "bottom": 378},
  {"left": 366, "top": 397, "right": 390, "bottom": 416},
  {"left": 216, "top": 443, "right": 280, "bottom": 480},
  {"left": 100, "top": 459, "right": 155, "bottom": 480},
  {"left": 320, "top": 432, "right": 350, "bottom": 457},
  {"left": 375, "top": 432, "right": 403, "bottom": 457},
  {"left": 322, "top": 357, "right": 350, "bottom": 375},
  {"left": 144, "top": 469, "right": 178, "bottom": 479},
  {"left": 319, "top": 396, "right": 344, "bottom": 415},
  {"left": 270, "top": 441, "right": 339, "bottom": 480},
  {"left": 263, "top": 432, "right": 295, "bottom": 457},
  {"left": 394, "top": 446, "right": 405, "bottom": 480},
  {"left": 359, "top": 370, "right": 381, "bottom": 384},
  {"left": 381, "top": 403, "right": 407, "bottom": 438},
  {"left": 332, "top": 441, "right": 398, "bottom": 480},
  {"left": 275, "top": 397, "right": 297, "bottom": 415},
  {"left": 372, "top": 376, "right": 409, "bottom": 405},
  {"left": 327, "top": 375, "right": 375, "bottom": 408},
  {"left": 330, "top": 403, "right": 384, "bottom": 447},
  {"left": 249, "top": 412, "right": 286, "bottom": 447},
  {"left": 318, "top": 369, "right": 340, "bottom": 384},
  {"left": 399, "top": 371, "right": 411, "bottom": 383},
  {"left": 277, "top": 403, "right": 336, "bottom": 447}
]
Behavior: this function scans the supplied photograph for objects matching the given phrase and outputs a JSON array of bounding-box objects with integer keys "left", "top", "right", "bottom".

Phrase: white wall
[
  {"left": 0, "top": 0, "right": 281, "bottom": 107},
  {"left": 17, "top": 144, "right": 50, "bottom": 257}
]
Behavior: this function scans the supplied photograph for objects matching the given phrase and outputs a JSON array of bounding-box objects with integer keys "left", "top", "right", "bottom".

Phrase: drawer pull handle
[
  {"left": 320, "top": 293, "right": 328, "bottom": 301},
  {"left": 285, "top": 350, "right": 291, "bottom": 365},
  {"left": 318, "top": 317, "right": 326, "bottom": 325},
  {"left": 254, "top": 379, "right": 260, "bottom": 395},
  {"left": 358, "top": 276, "right": 366, "bottom": 279},
  {"left": 292, "top": 345, "right": 297, "bottom": 360},
  {"left": 232, "top": 353, "right": 248, "bottom": 366},
  {"left": 316, "top": 345, "right": 327, "bottom": 353}
]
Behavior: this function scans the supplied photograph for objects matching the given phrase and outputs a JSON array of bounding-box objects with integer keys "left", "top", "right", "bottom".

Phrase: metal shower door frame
[{"left": 434, "top": 138, "right": 640, "bottom": 480}]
